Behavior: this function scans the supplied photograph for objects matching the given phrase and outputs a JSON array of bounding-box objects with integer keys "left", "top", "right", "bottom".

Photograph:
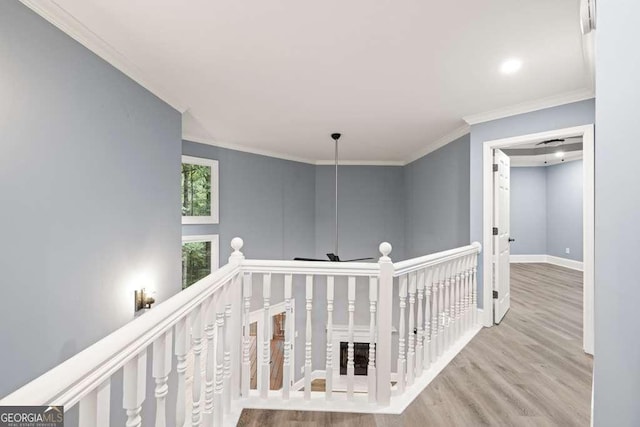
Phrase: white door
[{"left": 493, "top": 149, "right": 511, "bottom": 324}]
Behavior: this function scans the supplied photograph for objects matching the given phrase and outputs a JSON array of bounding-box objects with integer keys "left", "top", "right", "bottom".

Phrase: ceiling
[
  {"left": 505, "top": 136, "right": 583, "bottom": 167},
  {"left": 25, "top": 0, "right": 593, "bottom": 163}
]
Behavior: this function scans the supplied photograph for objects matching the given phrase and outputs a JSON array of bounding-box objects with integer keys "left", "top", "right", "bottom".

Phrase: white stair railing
[{"left": 0, "top": 238, "right": 481, "bottom": 424}]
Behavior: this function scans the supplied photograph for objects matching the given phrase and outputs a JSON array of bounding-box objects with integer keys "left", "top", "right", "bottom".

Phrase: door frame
[
  {"left": 249, "top": 300, "right": 296, "bottom": 391},
  {"left": 482, "top": 124, "right": 594, "bottom": 354}
]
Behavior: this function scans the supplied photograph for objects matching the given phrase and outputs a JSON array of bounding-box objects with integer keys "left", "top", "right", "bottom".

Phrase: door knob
[{"left": 508, "top": 237, "right": 515, "bottom": 242}]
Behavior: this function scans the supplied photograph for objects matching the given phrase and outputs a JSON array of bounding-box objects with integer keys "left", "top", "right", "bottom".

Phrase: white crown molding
[
  {"left": 19, "top": 0, "right": 188, "bottom": 113},
  {"left": 183, "top": 134, "right": 316, "bottom": 165},
  {"left": 315, "top": 160, "right": 405, "bottom": 166},
  {"left": 403, "top": 124, "right": 470, "bottom": 165},
  {"left": 463, "top": 88, "right": 595, "bottom": 125}
]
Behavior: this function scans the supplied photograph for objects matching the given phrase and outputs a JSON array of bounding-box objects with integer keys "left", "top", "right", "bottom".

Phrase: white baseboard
[
  {"left": 510, "top": 254, "right": 583, "bottom": 271},
  {"left": 546, "top": 255, "right": 584, "bottom": 271},
  {"left": 509, "top": 254, "right": 547, "bottom": 263},
  {"left": 292, "top": 369, "right": 325, "bottom": 391}
]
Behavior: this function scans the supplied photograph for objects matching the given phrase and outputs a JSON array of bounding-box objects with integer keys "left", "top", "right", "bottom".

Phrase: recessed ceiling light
[
  {"left": 555, "top": 151, "right": 565, "bottom": 158},
  {"left": 500, "top": 58, "right": 522, "bottom": 75}
]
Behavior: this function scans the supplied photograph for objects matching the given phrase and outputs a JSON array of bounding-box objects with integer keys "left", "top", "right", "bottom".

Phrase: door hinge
[
  {"left": 493, "top": 290, "right": 499, "bottom": 299},
  {"left": 493, "top": 227, "right": 498, "bottom": 235},
  {"left": 493, "top": 163, "right": 498, "bottom": 172}
]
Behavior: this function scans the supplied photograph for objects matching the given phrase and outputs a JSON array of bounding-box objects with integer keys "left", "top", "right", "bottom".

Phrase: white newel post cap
[
  {"left": 472, "top": 241, "right": 482, "bottom": 253},
  {"left": 379, "top": 242, "right": 392, "bottom": 262},
  {"left": 230, "top": 237, "right": 244, "bottom": 260}
]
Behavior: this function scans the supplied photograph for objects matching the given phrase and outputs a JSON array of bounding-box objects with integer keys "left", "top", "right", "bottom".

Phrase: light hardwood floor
[{"left": 238, "top": 263, "right": 592, "bottom": 426}]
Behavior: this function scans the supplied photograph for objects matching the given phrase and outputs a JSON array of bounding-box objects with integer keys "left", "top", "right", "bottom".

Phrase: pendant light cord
[{"left": 335, "top": 137, "right": 339, "bottom": 256}]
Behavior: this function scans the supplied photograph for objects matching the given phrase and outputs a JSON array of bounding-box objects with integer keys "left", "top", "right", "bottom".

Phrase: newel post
[
  {"left": 376, "top": 242, "right": 394, "bottom": 406},
  {"left": 228, "top": 237, "right": 245, "bottom": 400}
]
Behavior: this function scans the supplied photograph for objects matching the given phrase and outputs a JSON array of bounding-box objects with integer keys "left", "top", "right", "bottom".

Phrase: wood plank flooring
[
  {"left": 238, "top": 263, "right": 592, "bottom": 426},
  {"left": 249, "top": 336, "right": 285, "bottom": 390}
]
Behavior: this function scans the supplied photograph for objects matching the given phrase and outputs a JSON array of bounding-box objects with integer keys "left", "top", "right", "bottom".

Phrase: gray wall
[
  {"left": 546, "top": 160, "right": 583, "bottom": 261},
  {"left": 315, "top": 165, "right": 405, "bottom": 261},
  {"left": 469, "top": 99, "right": 595, "bottom": 307},
  {"left": 182, "top": 141, "right": 316, "bottom": 262},
  {"left": 0, "top": 2, "right": 181, "bottom": 424},
  {"left": 594, "top": 2, "right": 640, "bottom": 425},
  {"left": 510, "top": 167, "right": 548, "bottom": 255},
  {"left": 404, "top": 134, "right": 471, "bottom": 258},
  {"left": 510, "top": 161, "right": 583, "bottom": 261}
]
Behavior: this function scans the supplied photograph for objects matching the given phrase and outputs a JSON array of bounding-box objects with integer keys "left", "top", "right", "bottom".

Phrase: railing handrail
[
  {"left": 392, "top": 242, "right": 481, "bottom": 277},
  {"left": 241, "top": 259, "right": 379, "bottom": 276},
  {"left": 0, "top": 262, "right": 241, "bottom": 407}
]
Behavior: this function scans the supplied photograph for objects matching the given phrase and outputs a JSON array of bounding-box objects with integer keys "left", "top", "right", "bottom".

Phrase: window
[
  {"left": 181, "top": 235, "right": 219, "bottom": 289},
  {"left": 182, "top": 156, "right": 219, "bottom": 224}
]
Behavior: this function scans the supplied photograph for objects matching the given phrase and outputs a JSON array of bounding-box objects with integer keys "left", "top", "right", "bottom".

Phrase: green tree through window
[
  {"left": 182, "top": 241, "right": 212, "bottom": 289},
  {"left": 182, "top": 163, "right": 211, "bottom": 217}
]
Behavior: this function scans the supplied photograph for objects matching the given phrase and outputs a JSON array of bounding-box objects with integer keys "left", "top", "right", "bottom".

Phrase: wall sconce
[{"left": 134, "top": 288, "right": 155, "bottom": 312}]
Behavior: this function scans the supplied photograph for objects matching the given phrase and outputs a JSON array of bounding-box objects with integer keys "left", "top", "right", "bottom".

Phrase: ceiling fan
[
  {"left": 535, "top": 136, "right": 582, "bottom": 146},
  {"left": 294, "top": 133, "right": 374, "bottom": 262}
]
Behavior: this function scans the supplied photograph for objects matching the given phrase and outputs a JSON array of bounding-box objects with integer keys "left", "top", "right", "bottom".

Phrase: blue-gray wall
[
  {"left": 594, "top": 2, "right": 640, "bottom": 425},
  {"left": 182, "top": 141, "right": 316, "bottom": 262},
  {"left": 404, "top": 134, "right": 470, "bottom": 258},
  {"left": 546, "top": 160, "right": 583, "bottom": 261},
  {"left": 0, "top": 2, "right": 181, "bottom": 424},
  {"left": 510, "top": 167, "right": 547, "bottom": 255},
  {"left": 315, "top": 166, "right": 405, "bottom": 261},
  {"left": 510, "top": 161, "right": 583, "bottom": 261},
  {"left": 470, "top": 99, "right": 595, "bottom": 307}
]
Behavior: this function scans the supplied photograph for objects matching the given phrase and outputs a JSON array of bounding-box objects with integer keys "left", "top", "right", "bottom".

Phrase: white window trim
[
  {"left": 182, "top": 234, "right": 220, "bottom": 274},
  {"left": 181, "top": 155, "right": 219, "bottom": 224}
]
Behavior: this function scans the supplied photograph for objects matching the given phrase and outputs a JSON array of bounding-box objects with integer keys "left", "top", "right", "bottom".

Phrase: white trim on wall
[
  {"left": 181, "top": 155, "right": 219, "bottom": 224},
  {"left": 464, "top": 89, "right": 595, "bottom": 125},
  {"left": 181, "top": 234, "right": 220, "bottom": 272},
  {"left": 403, "top": 124, "right": 471, "bottom": 165},
  {"left": 510, "top": 254, "right": 584, "bottom": 271},
  {"left": 482, "top": 124, "right": 594, "bottom": 356},
  {"left": 19, "top": 0, "right": 187, "bottom": 113}
]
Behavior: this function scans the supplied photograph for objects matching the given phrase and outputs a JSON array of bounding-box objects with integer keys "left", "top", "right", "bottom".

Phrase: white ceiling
[{"left": 26, "top": 0, "right": 593, "bottom": 162}]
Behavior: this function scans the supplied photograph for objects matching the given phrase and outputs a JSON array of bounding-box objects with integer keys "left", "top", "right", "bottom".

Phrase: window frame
[
  {"left": 181, "top": 155, "right": 219, "bottom": 224},
  {"left": 181, "top": 234, "right": 220, "bottom": 288}
]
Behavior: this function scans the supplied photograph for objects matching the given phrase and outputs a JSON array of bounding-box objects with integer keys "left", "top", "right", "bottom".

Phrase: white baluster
[
  {"left": 123, "top": 350, "right": 147, "bottom": 427},
  {"left": 304, "top": 275, "right": 313, "bottom": 400},
  {"left": 438, "top": 263, "right": 446, "bottom": 357},
  {"left": 454, "top": 258, "right": 463, "bottom": 341},
  {"left": 430, "top": 265, "right": 439, "bottom": 364},
  {"left": 79, "top": 379, "right": 110, "bottom": 427},
  {"left": 416, "top": 269, "right": 425, "bottom": 377},
  {"left": 224, "top": 282, "right": 232, "bottom": 414},
  {"left": 261, "top": 273, "right": 271, "bottom": 399},
  {"left": 368, "top": 276, "right": 377, "bottom": 403},
  {"left": 407, "top": 272, "right": 417, "bottom": 386},
  {"left": 203, "top": 295, "right": 216, "bottom": 427},
  {"left": 424, "top": 268, "right": 433, "bottom": 370},
  {"left": 152, "top": 330, "right": 173, "bottom": 427},
  {"left": 214, "top": 295, "right": 225, "bottom": 427},
  {"left": 397, "top": 274, "right": 407, "bottom": 394},
  {"left": 347, "top": 276, "right": 356, "bottom": 400},
  {"left": 174, "top": 318, "right": 189, "bottom": 427},
  {"left": 241, "top": 273, "right": 252, "bottom": 397},
  {"left": 228, "top": 238, "right": 244, "bottom": 401},
  {"left": 472, "top": 251, "right": 479, "bottom": 325},
  {"left": 465, "top": 254, "right": 473, "bottom": 330},
  {"left": 443, "top": 262, "right": 451, "bottom": 352},
  {"left": 283, "top": 274, "right": 293, "bottom": 400},
  {"left": 325, "top": 276, "right": 335, "bottom": 400},
  {"left": 376, "top": 242, "right": 393, "bottom": 406},
  {"left": 191, "top": 305, "right": 203, "bottom": 427}
]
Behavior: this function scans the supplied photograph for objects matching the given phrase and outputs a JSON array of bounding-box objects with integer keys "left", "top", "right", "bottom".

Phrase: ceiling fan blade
[
  {"left": 340, "top": 257, "right": 375, "bottom": 262},
  {"left": 536, "top": 138, "right": 565, "bottom": 146},
  {"left": 293, "top": 257, "right": 329, "bottom": 262}
]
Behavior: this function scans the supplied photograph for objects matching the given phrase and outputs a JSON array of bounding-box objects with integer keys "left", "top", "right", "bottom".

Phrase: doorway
[
  {"left": 482, "top": 124, "right": 594, "bottom": 354},
  {"left": 249, "top": 301, "right": 295, "bottom": 391}
]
